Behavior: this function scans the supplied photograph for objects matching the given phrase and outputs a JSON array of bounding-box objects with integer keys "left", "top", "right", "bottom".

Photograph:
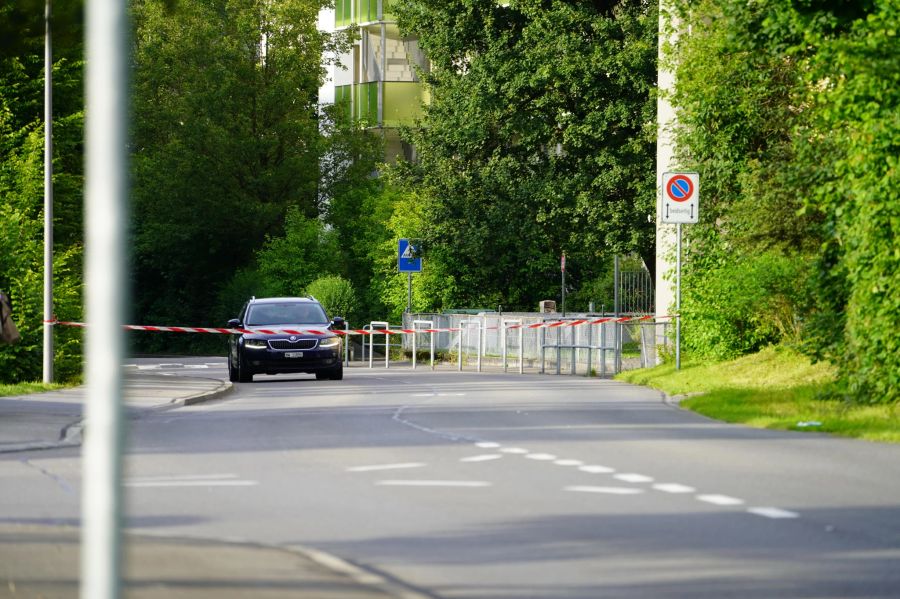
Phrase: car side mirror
[
  {"left": 227, "top": 318, "right": 241, "bottom": 328},
  {"left": 331, "top": 317, "right": 345, "bottom": 329}
]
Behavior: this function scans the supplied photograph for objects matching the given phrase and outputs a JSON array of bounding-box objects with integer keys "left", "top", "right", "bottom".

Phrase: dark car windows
[{"left": 246, "top": 302, "right": 328, "bottom": 326}]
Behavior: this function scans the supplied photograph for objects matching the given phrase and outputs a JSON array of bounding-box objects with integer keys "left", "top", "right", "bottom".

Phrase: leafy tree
[
  {"left": 130, "top": 0, "right": 348, "bottom": 351},
  {"left": 0, "top": 0, "right": 85, "bottom": 382},
  {"left": 306, "top": 275, "right": 358, "bottom": 321},
  {"left": 802, "top": 0, "right": 900, "bottom": 402},
  {"left": 669, "top": 0, "right": 900, "bottom": 403},
  {"left": 392, "top": 0, "right": 658, "bottom": 311},
  {"left": 256, "top": 206, "right": 340, "bottom": 296}
]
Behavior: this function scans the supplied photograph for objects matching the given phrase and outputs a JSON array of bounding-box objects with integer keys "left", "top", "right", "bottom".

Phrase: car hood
[{"left": 241, "top": 324, "right": 335, "bottom": 339}]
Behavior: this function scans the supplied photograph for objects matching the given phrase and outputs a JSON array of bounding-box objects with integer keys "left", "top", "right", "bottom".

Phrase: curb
[
  {"left": 146, "top": 377, "right": 234, "bottom": 412},
  {"left": 0, "top": 378, "right": 234, "bottom": 455},
  {"left": 130, "top": 529, "right": 438, "bottom": 599}
]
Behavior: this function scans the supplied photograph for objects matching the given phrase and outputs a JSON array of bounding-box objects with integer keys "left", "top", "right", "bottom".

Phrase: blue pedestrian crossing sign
[{"left": 398, "top": 238, "right": 423, "bottom": 272}]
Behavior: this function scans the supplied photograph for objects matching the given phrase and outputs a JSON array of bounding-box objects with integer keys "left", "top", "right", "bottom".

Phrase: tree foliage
[
  {"left": 669, "top": 0, "right": 900, "bottom": 402},
  {"left": 130, "top": 0, "right": 347, "bottom": 349},
  {"left": 306, "top": 275, "right": 358, "bottom": 321},
  {"left": 392, "top": 0, "right": 658, "bottom": 311},
  {"left": 0, "top": 1, "right": 85, "bottom": 382}
]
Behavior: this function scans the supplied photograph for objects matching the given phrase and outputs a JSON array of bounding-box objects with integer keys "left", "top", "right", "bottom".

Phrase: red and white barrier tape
[{"left": 45, "top": 315, "right": 673, "bottom": 336}]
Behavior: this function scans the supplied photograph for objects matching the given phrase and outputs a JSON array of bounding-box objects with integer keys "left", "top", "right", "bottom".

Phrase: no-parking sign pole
[
  {"left": 662, "top": 172, "right": 699, "bottom": 370},
  {"left": 676, "top": 223, "right": 681, "bottom": 370}
]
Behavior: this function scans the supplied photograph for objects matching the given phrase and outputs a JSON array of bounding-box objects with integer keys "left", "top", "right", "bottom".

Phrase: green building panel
[
  {"left": 382, "top": 82, "right": 424, "bottom": 127},
  {"left": 355, "top": 82, "right": 379, "bottom": 125}
]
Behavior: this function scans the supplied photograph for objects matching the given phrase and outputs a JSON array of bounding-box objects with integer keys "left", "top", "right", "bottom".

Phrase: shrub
[
  {"left": 306, "top": 276, "right": 358, "bottom": 323},
  {"left": 681, "top": 251, "right": 809, "bottom": 360}
]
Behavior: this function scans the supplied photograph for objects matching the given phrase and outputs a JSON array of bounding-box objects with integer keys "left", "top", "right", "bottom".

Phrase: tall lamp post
[{"left": 43, "top": 0, "right": 54, "bottom": 383}]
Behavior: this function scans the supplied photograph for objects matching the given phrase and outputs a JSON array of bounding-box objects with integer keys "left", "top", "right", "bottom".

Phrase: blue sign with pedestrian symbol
[{"left": 398, "top": 238, "right": 422, "bottom": 273}]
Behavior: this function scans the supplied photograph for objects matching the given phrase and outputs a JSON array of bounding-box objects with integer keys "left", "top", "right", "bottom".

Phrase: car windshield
[{"left": 246, "top": 302, "right": 329, "bottom": 326}]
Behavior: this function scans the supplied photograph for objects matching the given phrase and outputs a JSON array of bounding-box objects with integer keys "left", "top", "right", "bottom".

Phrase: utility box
[{"left": 539, "top": 300, "right": 557, "bottom": 313}]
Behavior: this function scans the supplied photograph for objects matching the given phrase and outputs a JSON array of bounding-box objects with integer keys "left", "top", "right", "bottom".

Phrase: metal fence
[{"left": 353, "top": 313, "right": 673, "bottom": 376}]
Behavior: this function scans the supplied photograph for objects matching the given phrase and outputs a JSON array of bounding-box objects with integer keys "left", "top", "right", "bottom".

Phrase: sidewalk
[{"left": 0, "top": 372, "right": 233, "bottom": 454}]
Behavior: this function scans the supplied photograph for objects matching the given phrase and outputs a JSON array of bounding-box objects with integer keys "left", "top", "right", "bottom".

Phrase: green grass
[
  {"left": 617, "top": 346, "right": 900, "bottom": 443},
  {"left": 0, "top": 381, "right": 72, "bottom": 397}
]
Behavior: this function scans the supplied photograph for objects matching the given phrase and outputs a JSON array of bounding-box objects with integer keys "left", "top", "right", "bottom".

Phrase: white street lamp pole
[
  {"left": 43, "top": 0, "right": 54, "bottom": 383},
  {"left": 81, "top": 0, "right": 129, "bottom": 596}
]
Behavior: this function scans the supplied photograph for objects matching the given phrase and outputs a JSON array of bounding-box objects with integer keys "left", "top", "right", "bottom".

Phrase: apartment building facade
[{"left": 322, "top": 0, "right": 428, "bottom": 161}]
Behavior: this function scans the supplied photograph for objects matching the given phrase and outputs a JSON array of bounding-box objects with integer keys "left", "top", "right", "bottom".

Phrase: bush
[
  {"left": 306, "top": 276, "right": 358, "bottom": 323},
  {"left": 681, "top": 251, "right": 809, "bottom": 360}
]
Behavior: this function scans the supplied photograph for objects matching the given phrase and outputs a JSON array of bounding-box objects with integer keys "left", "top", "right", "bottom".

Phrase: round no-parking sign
[{"left": 661, "top": 172, "right": 699, "bottom": 223}]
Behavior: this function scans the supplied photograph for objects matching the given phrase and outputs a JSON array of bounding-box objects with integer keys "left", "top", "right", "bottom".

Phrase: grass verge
[
  {"left": 616, "top": 345, "right": 900, "bottom": 443},
  {"left": 0, "top": 382, "right": 72, "bottom": 398}
]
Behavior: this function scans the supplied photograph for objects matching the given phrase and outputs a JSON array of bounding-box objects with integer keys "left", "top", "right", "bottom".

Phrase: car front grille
[{"left": 268, "top": 338, "right": 318, "bottom": 350}]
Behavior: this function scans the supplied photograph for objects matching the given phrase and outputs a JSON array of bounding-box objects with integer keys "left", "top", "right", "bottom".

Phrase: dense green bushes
[{"left": 671, "top": 0, "right": 900, "bottom": 402}]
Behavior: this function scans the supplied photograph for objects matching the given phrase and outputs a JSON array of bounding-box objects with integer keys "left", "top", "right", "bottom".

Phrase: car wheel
[
  {"left": 315, "top": 371, "right": 328, "bottom": 380},
  {"left": 329, "top": 365, "right": 343, "bottom": 381},
  {"left": 237, "top": 354, "right": 253, "bottom": 383},
  {"left": 228, "top": 354, "right": 239, "bottom": 382}
]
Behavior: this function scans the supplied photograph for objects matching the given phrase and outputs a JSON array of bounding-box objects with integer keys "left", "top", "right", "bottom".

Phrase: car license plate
[{"left": 285, "top": 352, "right": 303, "bottom": 358}]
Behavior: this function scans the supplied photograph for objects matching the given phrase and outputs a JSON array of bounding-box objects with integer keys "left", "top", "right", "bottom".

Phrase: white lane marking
[
  {"left": 346, "top": 462, "right": 426, "bottom": 472},
  {"left": 125, "top": 480, "right": 258, "bottom": 488},
  {"left": 579, "top": 465, "right": 615, "bottom": 474},
  {"left": 525, "top": 453, "right": 557, "bottom": 461},
  {"left": 653, "top": 483, "right": 696, "bottom": 494},
  {"left": 376, "top": 480, "right": 492, "bottom": 487},
  {"left": 475, "top": 442, "right": 501, "bottom": 449},
  {"left": 748, "top": 507, "right": 799, "bottom": 519},
  {"left": 565, "top": 486, "right": 645, "bottom": 495},
  {"left": 411, "top": 393, "right": 435, "bottom": 397},
  {"left": 697, "top": 494, "right": 745, "bottom": 506},
  {"left": 499, "top": 448, "right": 529, "bottom": 454},
  {"left": 460, "top": 454, "right": 504, "bottom": 463},
  {"left": 554, "top": 459, "right": 584, "bottom": 467},
  {"left": 125, "top": 473, "right": 239, "bottom": 482},
  {"left": 614, "top": 473, "right": 654, "bottom": 484}
]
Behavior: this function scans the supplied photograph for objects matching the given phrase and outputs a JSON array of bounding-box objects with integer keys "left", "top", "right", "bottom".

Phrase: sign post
[
  {"left": 661, "top": 172, "right": 700, "bottom": 370},
  {"left": 398, "top": 239, "right": 422, "bottom": 314},
  {"left": 561, "top": 252, "right": 566, "bottom": 317}
]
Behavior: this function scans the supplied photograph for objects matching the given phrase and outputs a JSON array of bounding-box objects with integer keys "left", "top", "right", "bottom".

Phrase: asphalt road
[{"left": 4, "top": 360, "right": 900, "bottom": 598}]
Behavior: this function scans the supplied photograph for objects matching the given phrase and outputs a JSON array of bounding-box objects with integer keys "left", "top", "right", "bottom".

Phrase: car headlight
[
  {"left": 244, "top": 339, "right": 268, "bottom": 349},
  {"left": 319, "top": 337, "right": 340, "bottom": 348}
]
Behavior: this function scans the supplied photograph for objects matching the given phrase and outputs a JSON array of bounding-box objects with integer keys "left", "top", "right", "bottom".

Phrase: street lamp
[{"left": 43, "top": 0, "right": 54, "bottom": 383}]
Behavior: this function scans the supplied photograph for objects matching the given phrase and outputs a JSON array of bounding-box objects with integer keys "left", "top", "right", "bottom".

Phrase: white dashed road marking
[
  {"left": 475, "top": 442, "right": 501, "bottom": 449},
  {"left": 525, "top": 453, "right": 557, "bottom": 461},
  {"left": 579, "top": 465, "right": 615, "bottom": 474},
  {"left": 614, "top": 473, "right": 654, "bottom": 484},
  {"left": 126, "top": 480, "right": 258, "bottom": 488},
  {"left": 124, "top": 474, "right": 257, "bottom": 488},
  {"left": 554, "top": 459, "right": 584, "bottom": 466},
  {"left": 697, "top": 494, "right": 745, "bottom": 506},
  {"left": 653, "top": 483, "right": 696, "bottom": 494},
  {"left": 565, "top": 486, "right": 645, "bottom": 495},
  {"left": 500, "top": 448, "right": 529, "bottom": 454},
  {"left": 460, "top": 454, "right": 504, "bottom": 463},
  {"left": 346, "top": 463, "right": 426, "bottom": 472},
  {"left": 748, "top": 507, "right": 799, "bottom": 519},
  {"left": 377, "top": 480, "right": 492, "bottom": 487}
]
